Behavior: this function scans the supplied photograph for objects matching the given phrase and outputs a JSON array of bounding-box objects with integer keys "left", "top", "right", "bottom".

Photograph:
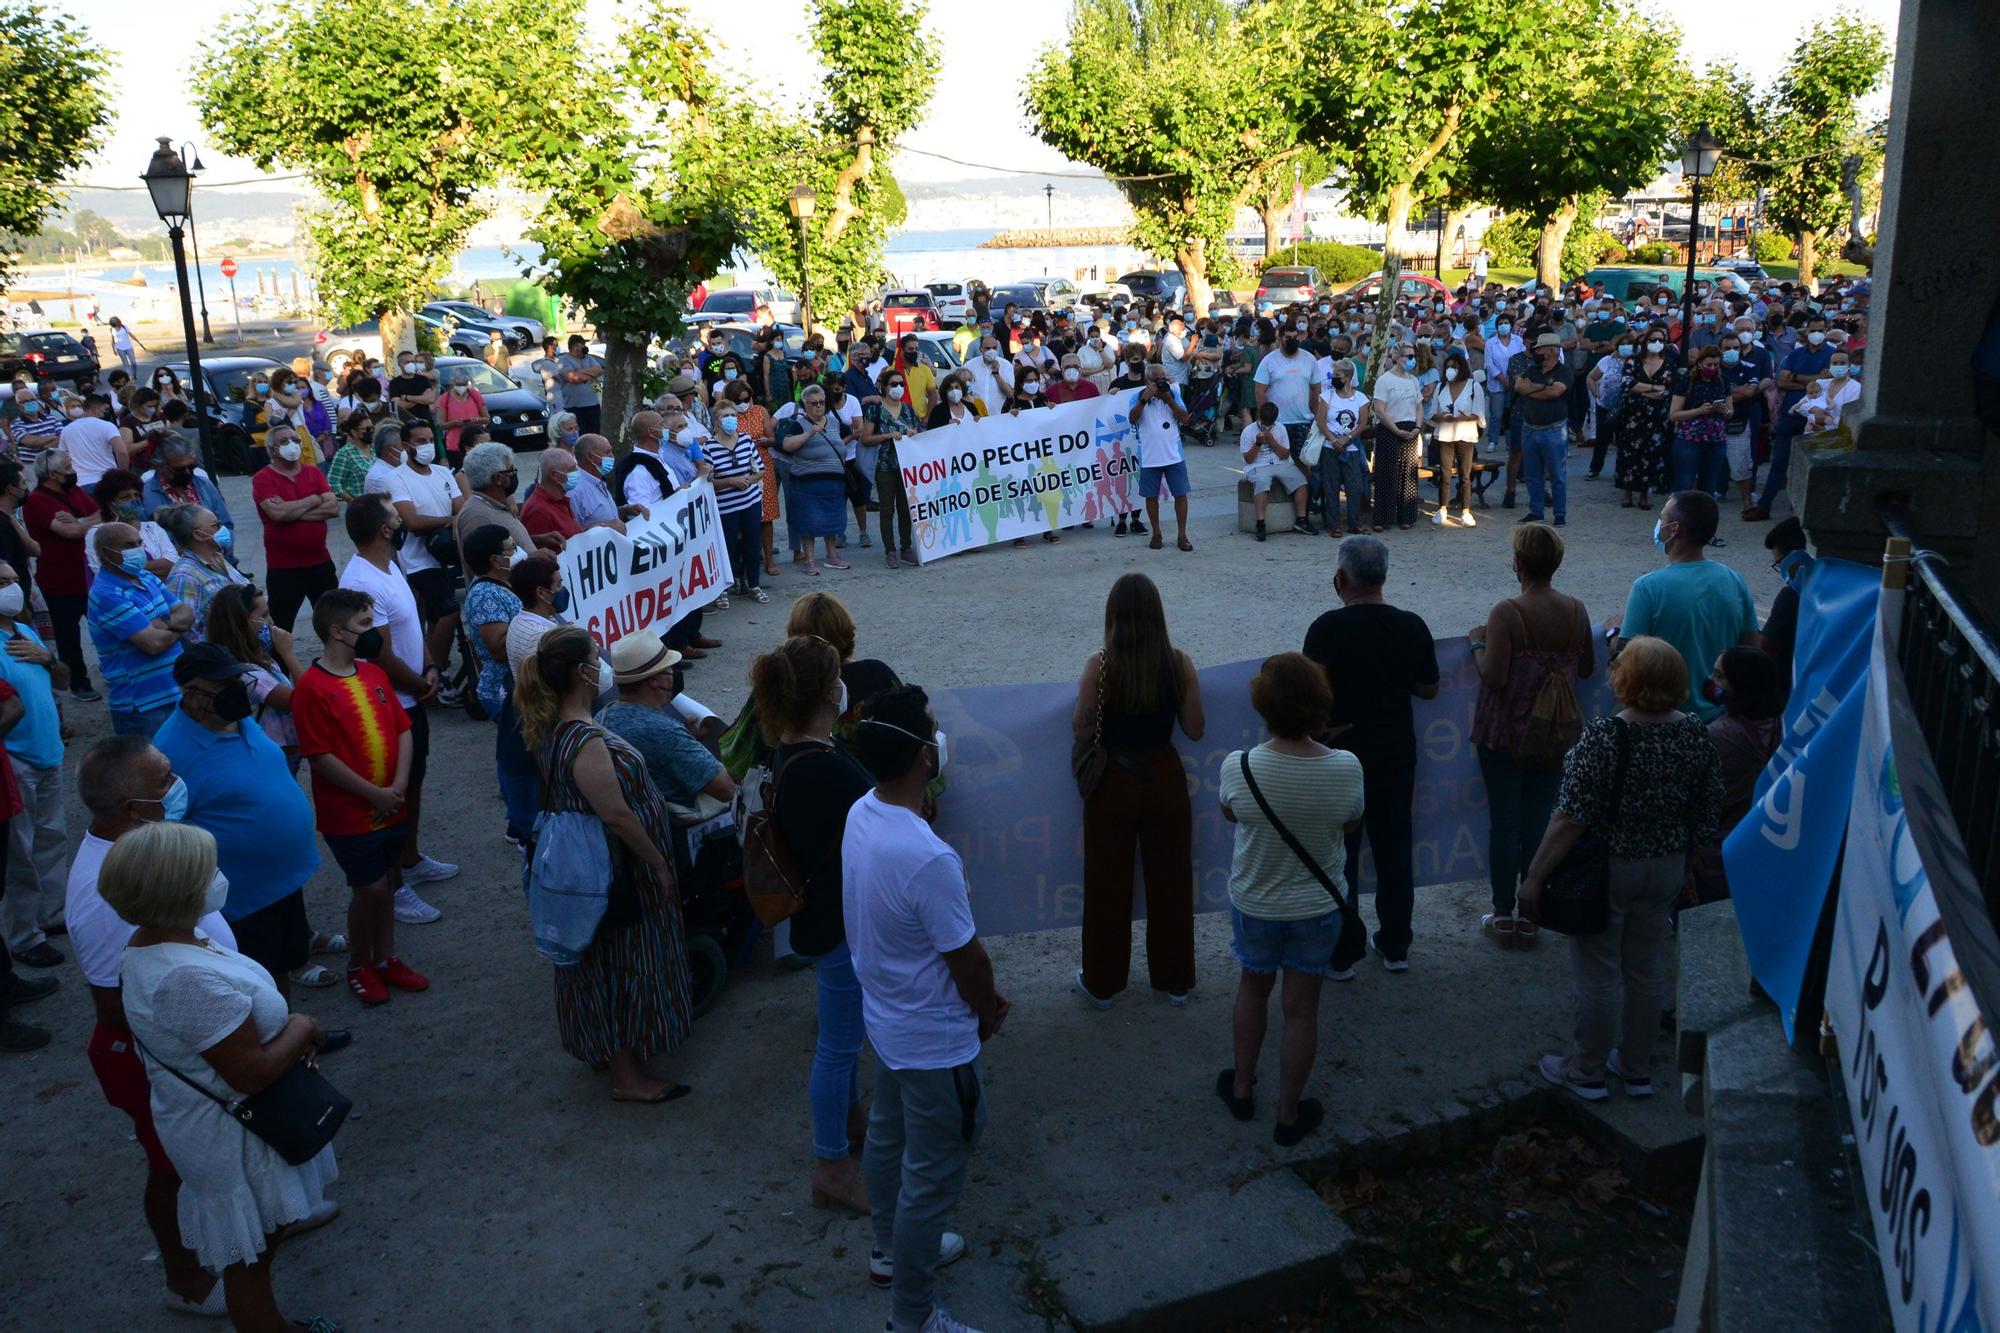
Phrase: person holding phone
[{"left": 1132, "top": 369, "right": 1192, "bottom": 551}]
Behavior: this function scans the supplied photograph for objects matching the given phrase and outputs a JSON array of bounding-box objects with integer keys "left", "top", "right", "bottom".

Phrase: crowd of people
[{"left": 0, "top": 253, "right": 1840, "bottom": 1331}]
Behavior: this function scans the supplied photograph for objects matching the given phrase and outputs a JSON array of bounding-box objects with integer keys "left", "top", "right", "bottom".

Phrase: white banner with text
[{"left": 558, "top": 479, "right": 732, "bottom": 647}]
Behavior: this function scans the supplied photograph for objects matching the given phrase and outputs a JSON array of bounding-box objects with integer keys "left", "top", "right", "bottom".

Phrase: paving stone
[
  {"left": 1044, "top": 1170, "right": 1355, "bottom": 1332},
  {"left": 1677, "top": 901, "right": 1760, "bottom": 1082}
]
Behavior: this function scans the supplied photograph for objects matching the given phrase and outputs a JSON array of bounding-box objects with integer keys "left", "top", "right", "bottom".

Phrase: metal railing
[{"left": 1878, "top": 502, "right": 2000, "bottom": 936}]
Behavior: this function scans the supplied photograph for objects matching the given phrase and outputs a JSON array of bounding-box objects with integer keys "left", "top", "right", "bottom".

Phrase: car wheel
[{"left": 510, "top": 326, "right": 537, "bottom": 347}]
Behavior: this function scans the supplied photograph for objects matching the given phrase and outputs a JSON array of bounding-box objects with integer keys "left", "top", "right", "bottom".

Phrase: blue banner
[{"left": 1725, "top": 556, "right": 1879, "bottom": 1039}]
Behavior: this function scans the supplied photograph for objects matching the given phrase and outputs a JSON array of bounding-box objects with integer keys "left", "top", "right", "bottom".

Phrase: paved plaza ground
[{"left": 1, "top": 432, "right": 1778, "bottom": 1328}]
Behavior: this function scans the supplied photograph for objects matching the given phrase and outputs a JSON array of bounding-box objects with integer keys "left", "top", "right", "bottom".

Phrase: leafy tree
[
  {"left": 1674, "top": 61, "right": 1762, "bottom": 211},
  {"left": 1240, "top": 148, "right": 1335, "bottom": 261},
  {"left": 194, "top": 0, "right": 597, "bottom": 350},
  {"left": 1753, "top": 12, "right": 1890, "bottom": 286},
  {"left": 1025, "top": 0, "right": 1306, "bottom": 313},
  {"left": 1459, "top": 0, "right": 1679, "bottom": 290},
  {"left": 0, "top": 2, "right": 110, "bottom": 298}
]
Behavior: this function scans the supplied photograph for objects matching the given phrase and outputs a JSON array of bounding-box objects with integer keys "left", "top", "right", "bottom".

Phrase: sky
[{"left": 81, "top": 0, "right": 1900, "bottom": 193}]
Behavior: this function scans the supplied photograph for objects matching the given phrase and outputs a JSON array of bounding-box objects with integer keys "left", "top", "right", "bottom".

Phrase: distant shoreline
[{"left": 979, "top": 227, "right": 1131, "bottom": 249}]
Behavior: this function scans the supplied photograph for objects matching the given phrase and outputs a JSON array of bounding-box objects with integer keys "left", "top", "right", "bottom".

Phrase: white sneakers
[
  {"left": 1457, "top": 509, "right": 1478, "bottom": 527},
  {"left": 1073, "top": 968, "right": 1112, "bottom": 1011},
  {"left": 882, "top": 1310, "right": 981, "bottom": 1333},
  {"left": 403, "top": 853, "right": 460, "bottom": 885},
  {"left": 393, "top": 886, "right": 441, "bottom": 925},
  {"left": 869, "top": 1231, "right": 966, "bottom": 1288}
]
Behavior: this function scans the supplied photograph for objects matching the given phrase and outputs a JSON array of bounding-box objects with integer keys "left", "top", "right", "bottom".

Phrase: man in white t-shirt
[
  {"left": 61, "top": 394, "right": 125, "bottom": 488},
  {"left": 1158, "top": 315, "right": 1194, "bottom": 388},
  {"left": 1131, "top": 367, "right": 1192, "bottom": 552},
  {"left": 1253, "top": 334, "right": 1321, "bottom": 464},
  {"left": 845, "top": 686, "right": 1004, "bottom": 1333},
  {"left": 1241, "top": 401, "right": 1311, "bottom": 540},
  {"left": 362, "top": 420, "right": 404, "bottom": 497},
  {"left": 337, "top": 492, "right": 457, "bottom": 919},
  {"left": 385, "top": 420, "right": 464, "bottom": 689}
]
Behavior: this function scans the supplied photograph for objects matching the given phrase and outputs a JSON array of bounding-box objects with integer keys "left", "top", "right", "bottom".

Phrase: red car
[
  {"left": 1340, "top": 271, "right": 1453, "bottom": 304},
  {"left": 881, "top": 290, "right": 942, "bottom": 337}
]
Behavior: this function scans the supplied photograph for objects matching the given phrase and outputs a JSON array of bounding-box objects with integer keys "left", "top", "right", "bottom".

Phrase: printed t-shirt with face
[
  {"left": 291, "top": 659, "right": 412, "bottom": 835},
  {"left": 337, "top": 557, "right": 426, "bottom": 707},
  {"left": 1320, "top": 388, "right": 1370, "bottom": 449}
]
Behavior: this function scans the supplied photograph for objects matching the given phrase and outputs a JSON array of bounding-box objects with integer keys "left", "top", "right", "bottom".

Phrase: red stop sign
[{"left": 220, "top": 257, "right": 238, "bottom": 278}]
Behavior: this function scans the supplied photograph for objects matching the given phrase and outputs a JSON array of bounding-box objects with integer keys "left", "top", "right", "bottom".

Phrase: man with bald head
[
  {"left": 85, "top": 521, "right": 192, "bottom": 736},
  {"left": 520, "top": 447, "right": 581, "bottom": 548},
  {"left": 614, "top": 410, "right": 677, "bottom": 513},
  {"left": 568, "top": 433, "right": 645, "bottom": 532}
]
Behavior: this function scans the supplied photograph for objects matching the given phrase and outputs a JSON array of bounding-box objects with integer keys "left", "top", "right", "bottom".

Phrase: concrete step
[{"left": 1042, "top": 1169, "right": 1354, "bottom": 1332}]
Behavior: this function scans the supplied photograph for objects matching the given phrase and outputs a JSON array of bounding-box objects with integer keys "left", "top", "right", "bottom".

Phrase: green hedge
[
  {"left": 1752, "top": 233, "right": 1794, "bottom": 263},
  {"left": 1476, "top": 214, "right": 1539, "bottom": 269},
  {"left": 1627, "top": 241, "right": 1677, "bottom": 265},
  {"left": 1257, "top": 241, "right": 1381, "bottom": 284}
]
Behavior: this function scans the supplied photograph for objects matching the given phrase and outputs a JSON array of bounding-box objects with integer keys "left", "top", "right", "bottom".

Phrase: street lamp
[
  {"left": 179, "top": 143, "right": 214, "bottom": 344},
  {"left": 787, "top": 184, "right": 816, "bottom": 337},
  {"left": 1678, "top": 123, "right": 1723, "bottom": 356},
  {"left": 141, "top": 136, "right": 215, "bottom": 471}
]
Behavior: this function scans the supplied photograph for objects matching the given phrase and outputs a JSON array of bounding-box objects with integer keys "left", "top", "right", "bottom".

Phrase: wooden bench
[{"left": 1416, "top": 459, "right": 1504, "bottom": 508}]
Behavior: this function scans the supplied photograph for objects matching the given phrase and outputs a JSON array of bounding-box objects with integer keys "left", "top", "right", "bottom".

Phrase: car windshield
[
  {"left": 22, "top": 332, "right": 85, "bottom": 354},
  {"left": 703, "top": 292, "right": 756, "bottom": 312},
  {"left": 438, "top": 362, "right": 516, "bottom": 394},
  {"left": 1265, "top": 270, "right": 1311, "bottom": 283},
  {"left": 190, "top": 364, "right": 276, "bottom": 403},
  {"left": 926, "top": 283, "right": 964, "bottom": 298},
  {"left": 886, "top": 293, "right": 933, "bottom": 308},
  {"left": 991, "top": 286, "right": 1039, "bottom": 305}
]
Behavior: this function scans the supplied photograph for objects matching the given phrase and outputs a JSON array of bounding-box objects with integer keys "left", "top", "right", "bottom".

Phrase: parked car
[
  {"left": 882, "top": 290, "right": 943, "bottom": 336},
  {"left": 923, "top": 281, "right": 977, "bottom": 322},
  {"left": 315, "top": 313, "right": 487, "bottom": 369},
  {"left": 697, "top": 286, "right": 797, "bottom": 325},
  {"left": 1012, "top": 277, "right": 1080, "bottom": 310},
  {"left": 1074, "top": 280, "right": 1134, "bottom": 306},
  {"left": 910, "top": 331, "right": 962, "bottom": 371},
  {"left": 0, "top": 329, "right": 99, "bottom": 391},
  {"left": 658, "top": 322, "right": 807, "bottom": 377},
  {"left": 421, "top": 301, "right": 538, "bottom": 350},
  {"left": 1255, "top": 266, "right": 1324, "bottom": 311},
  {"left": 164, "top": 356, "right": 289, "bottom": 474},
  {"left": 1339, "top": 270, "right": 1453, "bottom": 303},
  {"left": 1116, "top": 270, "right": 1188, "bottom": 304},
  {"left": 1580, "top": 265, "right": 1759, "bottom": 302},
  {"left": 433, "top": 356, "right": 550, "bottom": 449}
]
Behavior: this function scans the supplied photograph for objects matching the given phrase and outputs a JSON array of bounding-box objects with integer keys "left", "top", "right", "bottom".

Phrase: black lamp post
[
  {"left": 1679, "top": 123, "right": 1723, "bottom": 356},
  {"left": 788, "top": 184, "right": 817, "bottom": 336},
  {"left": 141, "top": 137, "right": 214, "bottom": 470},
  {"left": 178, "top": 143, "right": 214, "bottom": 344}
]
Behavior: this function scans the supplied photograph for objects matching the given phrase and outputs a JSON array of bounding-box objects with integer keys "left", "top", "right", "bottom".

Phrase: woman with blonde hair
[
  {"left": 105, "top": 821, "right": 341, "bottom": 1332},
  {"left": 1073, "top": 572, "right": 1205, "bottom": 1008},
  {"left": 1519, "top": 636, "right": 1722, "bottom": 1102},
  {"left": 749, "top": 634, "right": 876, "bottom": 1212},
  {"left": 516, "top": 625, "right": 694, "bottom": 1104}
]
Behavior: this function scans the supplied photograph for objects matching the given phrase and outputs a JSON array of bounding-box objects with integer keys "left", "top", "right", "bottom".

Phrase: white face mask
[
  {"left": 0, "top": 584, "right": 22, "bottom": 618},
  {"left": 1645, "top": 341, "right": 1664, "bottom": 354},
  {"left": 415, "top": 443, "right": 436, "bottom": 465},
  {"left": 1444, "top": 366, "right": 1459, "bottom": 381},
  {"left": 452, "top": 383, "right": 469, "bottom": 395},
  {"left": 946, "top": 387, "right": 963, "bottom": 404},
  {"left": 202, "top": 870, "right": 230, "bottom": 916},
  {"left": 1063, "top": 367, "right": 1080, "bottom": 383},
  {"left": 886, "top": 385, "right": 905, "bottom": 401},
  {"left": 835, "top": 680, "right": 849, "bottom": 716},
  {"left": 277, "top": 441, "right": 303, "bottom": 463}
]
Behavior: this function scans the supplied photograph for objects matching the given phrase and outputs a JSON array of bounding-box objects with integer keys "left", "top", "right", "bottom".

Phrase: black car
[
  {"left": 1, "top": 330, "right": 100, "bottom": 390},
  {"left": 419, "top": 304, "right": 528, "bottom": 352},
  {"left": 986, "top": 283, "right": 1050, "bottom": 316},
  {"left": 1117, "top": 269, "right": 1188, "bottom": 304},
  {"left": 433, "top": 356, "right": 550, "bottom": 449},
  {"left": 166, "top": 355, "right": 290, "bottom": 474}
]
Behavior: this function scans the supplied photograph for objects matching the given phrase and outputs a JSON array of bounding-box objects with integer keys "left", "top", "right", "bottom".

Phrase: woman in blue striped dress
[{"left": 516, "top": 624, "right": 694, "bottom": 1103}]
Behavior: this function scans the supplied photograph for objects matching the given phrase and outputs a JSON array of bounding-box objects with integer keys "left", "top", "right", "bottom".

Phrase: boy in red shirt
[{"left": 291, "top": 587, "right": 429, "bottom": 1006}]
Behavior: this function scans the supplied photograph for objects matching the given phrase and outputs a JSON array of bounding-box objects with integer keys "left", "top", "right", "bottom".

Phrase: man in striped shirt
[
  {"left": 7, "top": 386, "right": 63, "bottom": 455},
  {"left": 85, "top": 523, "right": 191, "bottom": 736}
]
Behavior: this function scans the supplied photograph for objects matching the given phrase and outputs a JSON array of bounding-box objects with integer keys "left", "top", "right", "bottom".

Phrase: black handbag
[
  {"left": 1237, "top": 750, "right": 1366, "bottom": 963},
  {"left": 138, "top": 1036, "right": 350, "bottom": 1166},
  {"left": 1538, "top": 719, "right": 1632, "bottom": 936}
]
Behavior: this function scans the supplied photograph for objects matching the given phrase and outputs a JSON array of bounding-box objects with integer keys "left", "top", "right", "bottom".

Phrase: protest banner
[
  {"left": 897, "top": 392, "right": 1142, "bottom": 561},
  {"left": 928, "top": 636, "right": 1611, "bottom": 936},
  {"left": 1824, "top": 597, "right": 2000, "bottom": 1333},
  {"left": 1724, "top": 556, "right": 1878, "bottom": 1039},
  {"left": 557, "top": 479, "right": 732, "bottom": 647}
]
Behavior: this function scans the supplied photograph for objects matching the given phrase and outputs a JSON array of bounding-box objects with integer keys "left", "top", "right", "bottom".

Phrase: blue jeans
[
  {"left": 1477, "top": 745, "right": 1560, "bottom": 915},
  {"left": 1671, "top": 432, "right": 1727, "bottom": 496},
  {"left": 1486, "top": 383, "right": 1511, "bottom": 449},
  {"left": 1520, "top": 423, "right": 1568, "bottom": 520},
  {"left": 110, "top": 702, "right": 176, "bottom": 739},
  {"left": 1317, "top": 445, "right": 1369, "bottom": 528},
  {"left": 493, "top": 696, "right": 540, "bottom": 843},
  {"left": 809, "top": 941, "right": 865, "bottom": 1160}
]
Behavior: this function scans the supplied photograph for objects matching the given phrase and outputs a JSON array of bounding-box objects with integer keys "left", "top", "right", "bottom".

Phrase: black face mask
[
  {"left": 1282, "top": 336, "right": 1299, "bottom": 355},
  {"left": 207, "top": 678, "right": 254, "bottom": 722},
  {"left": 349, "top": 627, "right": 385, "bottom": 661}
]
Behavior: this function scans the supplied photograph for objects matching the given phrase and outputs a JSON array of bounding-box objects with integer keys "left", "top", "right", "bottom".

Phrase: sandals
[
  {"left": 750, "top": 587, "right": 770, "bottom": 604},
  {"left": 610, "top": 1082, "right": 692, "bottom": 1104},
  {"left": 1176, "top": 536, "right": 1194, "bottom": 552},
  {"left": 712, "top": 596, "right": 731, "bottom": 611},
  {"left": 1148, "top": 534, "right": 1165, "bottom": 550},
  {"left": 1513, "top": 916, "right": 1540, "bottom": 946},
  {"left": 310, "top": 932, "right": 348, "bottom": 955},
  {"left": 290, "top": 963, "right": 340, "bottom": 988},
  {"left": 1480, "top": 912, "right": 1518, "bottom": 948}
]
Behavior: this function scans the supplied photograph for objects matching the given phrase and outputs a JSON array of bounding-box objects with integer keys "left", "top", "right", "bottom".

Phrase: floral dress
[{"left": 1613, "top": 356, "right": 1674, "bottom": 494}]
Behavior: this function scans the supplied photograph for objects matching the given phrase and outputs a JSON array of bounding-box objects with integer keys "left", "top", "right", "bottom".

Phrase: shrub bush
[
  {"left": 1627, "top": 241, "right": 1677, "bottom": 265},
  {"left": 1258, "top": 240, "right": 1381, "bottom": 284},
  {"left": 1474, "top": 214, "right": 1538, "bottom": 269},
  {"left": 1752, "top": 233, "right": 1794, "bottom": 263},
  {"left": 1564, "top": 227, "right": 1625, "bottom": 281}
]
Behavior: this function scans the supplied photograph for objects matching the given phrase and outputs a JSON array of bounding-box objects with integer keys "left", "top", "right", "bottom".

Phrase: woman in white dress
[{"left": 104, "top": 822, "right": 341, "bottom": 1333}]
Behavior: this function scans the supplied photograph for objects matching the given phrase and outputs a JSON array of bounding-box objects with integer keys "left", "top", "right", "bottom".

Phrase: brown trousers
[{"left": 1081, "top": 749, "right": 1196, "bottom": 997}]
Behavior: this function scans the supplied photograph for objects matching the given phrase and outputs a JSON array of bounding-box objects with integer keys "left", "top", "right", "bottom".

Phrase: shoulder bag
[
  {"left": 1237, "top": 749, "right": 1366, "bottom": 964},
  {"left": 137, "top": 1034, "right": 350, "bottom": 1167},
  {"left": 1538, "top": 719, "right": 1632, "bottom": 936},
  {"left": 1513, "top": 599, "right": 1585, "bottom": 771},
  {"left": 1071, "top": 657, "right": 1110, "bottom": 799}
]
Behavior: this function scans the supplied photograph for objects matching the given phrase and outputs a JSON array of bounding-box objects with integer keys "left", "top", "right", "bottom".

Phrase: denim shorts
[
  {"left": 1139, "top": 460, "right": 1191, "bottom": 498},
  {"left": 1229, "top": 905, "right": 1343, "bottom": 976}
]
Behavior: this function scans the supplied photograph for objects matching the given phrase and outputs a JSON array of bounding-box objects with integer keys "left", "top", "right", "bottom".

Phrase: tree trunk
[
  {"left": 1439, "top": 204, "right": 1471, "bottom": 275},
  {"left": 380, "top": 310, "right": 417, "bottom": 359},
  {"left": 1366, "top": 250, "right": 1402, "bottom": 383},
  {"left": 600, "top": 333, "right": 650, "bottom": 453},
  {"left": 1796, "top": 228, "right": 1818, "bottom": 288},
  {"left": 1174, "top": 241, "right": 1214, "bottom": 317},
  {"left": 1384, "top": 183, "right": 1416, "bottom": 261},
  {"left": 1261, "top": 203, "right": 1285, "bottom": 259},
  {"left": 1536, "top": 199, "right": 1579, "bottom": 293}
]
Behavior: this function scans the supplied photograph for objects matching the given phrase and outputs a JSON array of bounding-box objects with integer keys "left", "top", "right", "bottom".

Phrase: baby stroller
[
  {"left": 1183, "top": 369, "right": 1222, "bottom": 447},
  {"left": 663, "top": 792, "right": 755, "bottom": 1018}
]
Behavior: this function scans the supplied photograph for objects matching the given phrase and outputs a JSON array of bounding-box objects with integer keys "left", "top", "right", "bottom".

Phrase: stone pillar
[{"left": 1793, "top": 0, "right": 2000, "bottom": 620}]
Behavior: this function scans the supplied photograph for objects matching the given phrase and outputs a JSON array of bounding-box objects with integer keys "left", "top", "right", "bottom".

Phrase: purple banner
[{"left": 930, "top": 637, "right": 1612, "bottom": 936}]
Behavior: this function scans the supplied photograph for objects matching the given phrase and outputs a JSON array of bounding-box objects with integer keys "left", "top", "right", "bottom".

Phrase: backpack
[
  {"left": 1514, "top": 600, "right": 1585, "bottom": 771},
  {"left": 733, "top": 744, "right": 824, "bottom": 927}
]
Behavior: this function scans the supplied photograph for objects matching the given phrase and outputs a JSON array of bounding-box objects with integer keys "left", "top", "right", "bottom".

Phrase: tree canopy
[
  {"left": 194, "top": 0, "right": 598, "bottom": 340},
  {"left": 0, "top": 1, "right": 111, "bottom": 296}
]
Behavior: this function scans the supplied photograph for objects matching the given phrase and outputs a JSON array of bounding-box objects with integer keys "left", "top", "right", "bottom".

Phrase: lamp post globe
[
  {"left": 140, "top": 137, "right": 216, "bottom": 471},
  {"left": 1678, "top": 123, "right": 1724, "bottom": 356},
  {"left": 788, "top": 185, "right": 817, "bottom": 336}
]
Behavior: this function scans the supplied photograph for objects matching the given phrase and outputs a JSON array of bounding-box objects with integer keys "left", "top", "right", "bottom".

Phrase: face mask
[
  {"left": 946, "top": 388, "right": 963, "bottom": 404},
  {"left": 1317, "top": 304, "right": 1329, "bottom": 314},
  {"left": 885, "top": 385, "right": 905, "bottom": 403},
  {"left": 983, "top": 350, "right": 998, "bottom": 363},
  {"left": 1645, "top": 341, "right": 1664, "bottom": 355},
  {"left": 1617, "top": 344, "right": 1636, "bottom": 359},
  {"left": 1402, "top": 357, "right": 1418, "bottom": 372},
  {"left": 117, "top": 547, "right": 147, "bottom": 576},
  {"left": 1497, "top": 324, "right": 1512, "bottom": 336},
  {"left": 1444, "top": 366, "right": 1459, "bottom": 382},
  {"left": 1331, "top": 376, "right": 1349, "bottom": 390},
  {"left": 18, "top": 400, "right": 39, "bottom": 416},
  {"left": 594, "top": 454, "right": 614, "bottom": 478},
  {"left": 861, "top": 718, "right": 947, "bottom": 773},
  {"left": 719, "top": 413, "right": 739, "bottom": 432},
  {"left": 1776, "top": 548, "right": 1812, "bottom": 589},
  {"left": 1699, "top": 363, "right": 1720, "bottom": 379},
  {"left": 1652, "top": 519, "right": 1669, "bottom": 553},
  {"left": 1807, "top": 330, "right": 1826, "bottom": 345},
  {"left": 452, "top": 384, "right": 469, "bottom": 396},
  {"left": 1721, "top": 350, "right": 1740, "bottom": 366},
  {"left": 1283, "top": 337, "right": 1299, "bottom": 355},
  {"left": 254, "top": 384, "right": 271, "bottom": 396},
  {"left": 115, "top": 502, "right": 142, "bottom": 522},
  {"left": 1699, "top": 677, "right": 1728, "bottom": 708},
  {"left": 0, "top": 585, "right": 22, "bottom": 617},
  {"left": 552, "top": 586, "right": 572, "bottom": 615},
  {"left": 156, "top": 774, "right": 190, "bottom": 823},
  {"left": 1023, "top": 381, "right": 1041, "bottom": 395},
  {"left": 212, "top": 525, "right": 235, "bottom": 551},
  {"left": 723, "top": 368, "right": 739, "bottom": 382},
  {"left": 1830, "top": 364, "right": 1851, "bottom": 378},
  {"left": 277, "top": 441, "right": 302, "bottom": 463},
  {"left": 348, "top": 626, "right": 385, "bottom": 661},
  {"left": 835, "top": 679, "right": 849, "bottom": 716},
  {"left": 562, "top": 472, "right": 581, "bottom": 495},
  {"left": 211, "top": 677, "right": 254, "bottom": 722}
]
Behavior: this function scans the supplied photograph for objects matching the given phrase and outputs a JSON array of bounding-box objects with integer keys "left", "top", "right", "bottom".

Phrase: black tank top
[{"left": 1100, "top": 656, "right": 1180, "bottom": 754}]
